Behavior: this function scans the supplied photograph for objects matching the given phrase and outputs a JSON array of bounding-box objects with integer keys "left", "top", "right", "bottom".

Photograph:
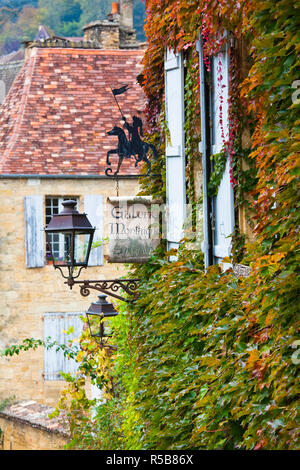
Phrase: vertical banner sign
[{"left": 107, "top": 196, "right": 161, "bottom": 263}]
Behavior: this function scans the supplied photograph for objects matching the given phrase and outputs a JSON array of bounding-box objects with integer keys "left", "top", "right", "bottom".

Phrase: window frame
[{"left": 45, "top": 195, "right": 79, "bottom": 264}]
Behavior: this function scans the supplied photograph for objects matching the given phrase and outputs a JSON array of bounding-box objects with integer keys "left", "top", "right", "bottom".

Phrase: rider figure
[{"left": 122, "top": 115, "right": 144, "bottom": 161}]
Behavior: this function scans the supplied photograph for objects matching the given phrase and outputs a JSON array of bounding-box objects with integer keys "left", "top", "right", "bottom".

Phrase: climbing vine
[
  {"left": 2, "top": 0, "right": 299, "bottom": 451},
  {"left": 122, "top": 0, "right": 299, "bottom": 450},
  {"left": 207, "top": 150, "right": 227, "bottom": 198},
  {"left": 50, "top": 0, "right": 299, "bottom": 450}
]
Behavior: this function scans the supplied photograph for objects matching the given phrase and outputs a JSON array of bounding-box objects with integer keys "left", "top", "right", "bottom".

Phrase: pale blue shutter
[
  {"left": 24, "top": 195, "right": 44, "bottom": 268},
  {"left": 84, "top": 195, "right": 103, "bottom": 266},
  {"left": 44, "top": 312, "right": 83, "bottom": 381},
  {"left": 197, "top": 36, "right": 213, "bottom": 268},
  {"left": 164, "top": 48, "right": 186, "bottom": 253},
  {"left": 210, "top": 43, "right": 235, "bottom": 263}
]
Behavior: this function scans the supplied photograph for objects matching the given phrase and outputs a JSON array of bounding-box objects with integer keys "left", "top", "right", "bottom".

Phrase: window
[
  {"left": 43, "top": 312, "right": 83, "bottom": 381},
  {"left": 197, "top": 35, "right": 235, "bottom": 267},
  {"left": 24, "top": 194, "right": 103, "bottom": 268},
  {"left": 45, "top": 196, "right": 78, "bottom": 263}
]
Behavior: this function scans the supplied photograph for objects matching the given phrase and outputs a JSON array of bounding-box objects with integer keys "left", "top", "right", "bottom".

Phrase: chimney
[
  {"left": 119, "top": 0, "right": 133, "bottom": 30},
  {"left": 82, "top": 1, "right": 138, "bottom": 49},
  {"left": 83, "top": 2, "right": 122, "bottom": 49},
  {"left": 107, "top": 2, "right": 120, "bottom": 22}
]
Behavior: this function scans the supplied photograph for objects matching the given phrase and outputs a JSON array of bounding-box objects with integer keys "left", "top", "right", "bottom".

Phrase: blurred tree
[
  {"left": 79, "top": 0, "right": 111, "bottom": 26},
  {"left": 38, "top": 0, "right": 82, "bottom": 35},
  {"left": 0, "top": 6, "right": 42, "bottom": 53},
  {"left": 0, "top": 0, "right": 146, "bottom": 55}
]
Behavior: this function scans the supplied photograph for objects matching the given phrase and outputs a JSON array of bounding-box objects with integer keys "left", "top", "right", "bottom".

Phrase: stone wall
[
  {"left": 0, "top": 401, "right": 69, "bottom": 450},
  {"left": 0, "top": 177, "right": 139, "bottom": 407},
  {"left": 83, "top": 21, "right": 120, "bottom": 49}
]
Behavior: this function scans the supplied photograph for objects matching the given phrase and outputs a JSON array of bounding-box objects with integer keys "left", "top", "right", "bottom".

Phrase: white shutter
[
  {"left": 210, "top": 45, "right": 235, "bottom": 262},
  {"left": 24, "top": 195, "right": 44, "bottom": 268},
  {"left": 197, "top": 36, "right": 213, "bottom": 269},
  {"left": 164, "top": 48, "right": 186, "bottom": 252},
  {"left": 84, "top": 195, "right": 103, "bottom": 266},
  {"left": 44, "top": 312, "right": 83, "bottom": 381}
]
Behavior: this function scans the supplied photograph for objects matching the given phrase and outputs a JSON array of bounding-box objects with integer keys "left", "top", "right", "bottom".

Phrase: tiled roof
[
  {"left": 0, "top": 400, "right": 69, "bottom": 436},
  {"left": 0, "top": 49, "right": 25, "bottom": 64},
  {"left": 0, "top": 47, "right": 145, "bottom": 176}
]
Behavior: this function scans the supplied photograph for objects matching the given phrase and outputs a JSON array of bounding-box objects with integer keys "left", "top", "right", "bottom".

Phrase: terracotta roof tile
[{"left": 0, "top": 47, "right": 145, "bottom": 175}]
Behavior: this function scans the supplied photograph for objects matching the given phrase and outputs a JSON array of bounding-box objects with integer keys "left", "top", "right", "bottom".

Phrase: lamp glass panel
[
  {"left": 74, "top": 233, "right": 91, "bottom": 265},
  {"left": 87, "top": 313, "right": 102, "bottom": 337},
  {"left": 47, "top": 232, "right": 73, "bottom": 266},
  {"left": 102, "top": 320, "right": 114, "bottom": 337}
]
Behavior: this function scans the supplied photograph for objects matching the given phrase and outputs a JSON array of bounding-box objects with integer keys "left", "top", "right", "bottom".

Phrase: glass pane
[
  {"left": 74, "top": 233, "right": 90, "bottom": 264},
  {"left": 48, "top": 232, "right": 73, "bottom": 266},
  {"left": 87, "top": 314, "right": 102, "bottom": 337},
  {"left": 87, "top": 315, "right": 114, "bottom": 340},
  {"left": 102, "top": 320, "right": 114, "bottom": 337}
]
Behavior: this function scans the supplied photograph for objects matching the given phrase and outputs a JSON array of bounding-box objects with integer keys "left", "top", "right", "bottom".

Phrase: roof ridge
[{"left": 0, "top": 50, "right": 37, "bottom": 172}]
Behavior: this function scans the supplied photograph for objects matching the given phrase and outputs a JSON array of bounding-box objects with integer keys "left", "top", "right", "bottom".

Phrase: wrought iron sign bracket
[{"left": 65, "top": 278, "right": 140, "bottom": 302}]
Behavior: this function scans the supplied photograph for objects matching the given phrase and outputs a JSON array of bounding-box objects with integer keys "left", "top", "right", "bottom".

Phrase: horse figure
[{"left": 106, "top": 118, "right": 159, "bottom": 176}]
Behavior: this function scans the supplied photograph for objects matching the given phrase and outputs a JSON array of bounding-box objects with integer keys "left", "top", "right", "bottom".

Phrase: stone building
[
  {"left": 0, "top": 401, "right": 69, "bottom": 450},
  {"left": 0, "top": 0, "right": 145, "bottom": 417}
]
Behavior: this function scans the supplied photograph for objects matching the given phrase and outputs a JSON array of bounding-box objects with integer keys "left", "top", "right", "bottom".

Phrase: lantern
[
  {"left": 45, "top": 200, "right": 95, "bottom": 283},
  {"left": 86, "top": 294, "right": 118, "bottom": 348}
]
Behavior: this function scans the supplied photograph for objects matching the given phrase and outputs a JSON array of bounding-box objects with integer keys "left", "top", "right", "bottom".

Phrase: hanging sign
[{"left": 107, "top": 196, "right": 162, "bottom": 263}]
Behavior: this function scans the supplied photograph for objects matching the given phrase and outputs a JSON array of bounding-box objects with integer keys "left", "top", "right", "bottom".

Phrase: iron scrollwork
[{"left": 66, "top": 278, "right": 140, "bottom": 302}]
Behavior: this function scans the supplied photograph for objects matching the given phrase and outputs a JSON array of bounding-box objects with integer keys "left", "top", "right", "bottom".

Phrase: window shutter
[
  {"left": 197, "top": 36, "right": 213, "bottom": 268},
  {"left": 84, "top": 195, "right": 103, "bottom": 266},
  {"left": 44, "top": 312, "right": 83, "bottom": 381},
  {"left": 210, "top": 45, "right": 235, "bottom": 263},
  {"left": 164, "top": 48, "right": 186, "bottom": 252},
  {"left": 24, "top": 195, "right": 44, "bottom": 268}
]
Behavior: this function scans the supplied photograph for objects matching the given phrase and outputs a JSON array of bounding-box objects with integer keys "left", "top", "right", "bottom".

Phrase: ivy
[
  {"left": 1, "top": 337, "right": 79, "bottom": 359},
  {"left": 207, "top": 150, "right": 227, "bottom": 198},
  {"left": 51, "top": 0, "right": 299, "bottom": 450},
  {"left": 3, "top": 0, "right": 299, "bottom": 451}
]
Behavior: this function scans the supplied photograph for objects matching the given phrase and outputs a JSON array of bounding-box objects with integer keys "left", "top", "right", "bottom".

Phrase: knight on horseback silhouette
[
  {"left": 105, "top": 84, "right": 159, "bottom": 176},
  {"left": 106, "top": 115, "right": 159, "bottom": 176},
  {"left": 122, "top": 115, "right": 144, "bottom": 164}
]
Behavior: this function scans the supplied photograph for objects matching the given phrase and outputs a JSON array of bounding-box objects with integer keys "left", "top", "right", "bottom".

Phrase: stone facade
[
  {"left": 83, "top": 20, "right": 120, "bottom": 49},
  {"left": 0, "top": 177, "right": 139, "bottom": 407},
  {"left": 0, "top": 401, "right": 69, "bottom": 450},
  {"left": 82, "top": 0, "right": 138, "bottom": 50}
]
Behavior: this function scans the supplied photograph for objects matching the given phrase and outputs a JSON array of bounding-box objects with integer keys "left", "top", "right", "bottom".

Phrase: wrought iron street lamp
[
  {"left": 45, "top": 199, "right": 140, "bottom": 302},
  {"left": 86, "top": 294, "right": 118, "bottom": 349},
  {"left": 45, "top": 199, "right": 95, "bottom": 284}
]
